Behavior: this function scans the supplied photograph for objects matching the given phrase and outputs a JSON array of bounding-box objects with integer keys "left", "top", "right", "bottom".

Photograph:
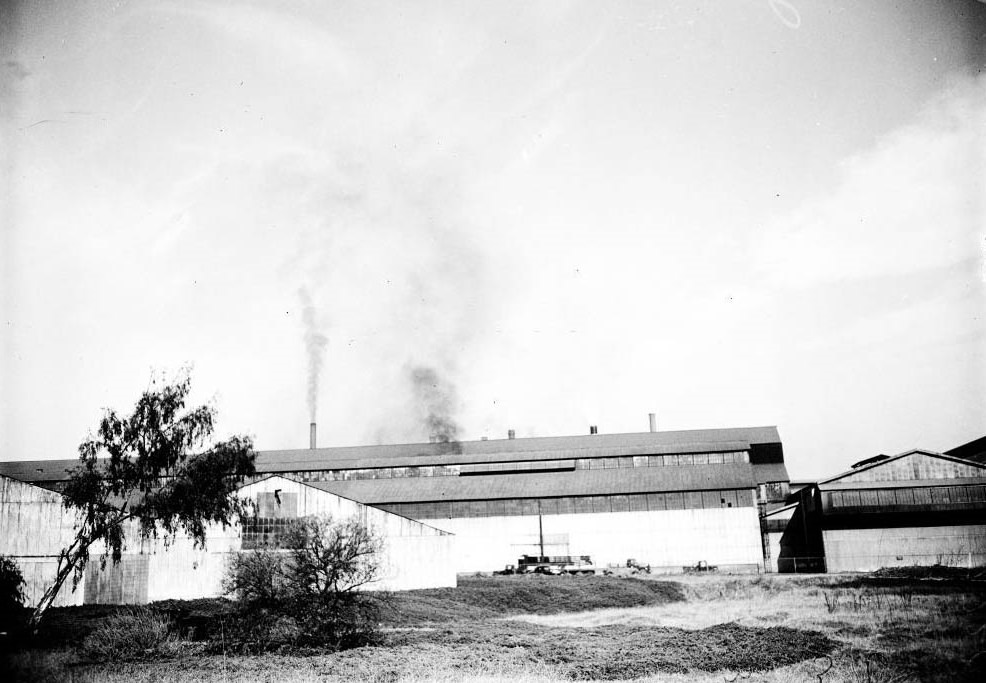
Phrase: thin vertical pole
[{"left": 538, "top": 501, "right": 545, "bottom": 559}]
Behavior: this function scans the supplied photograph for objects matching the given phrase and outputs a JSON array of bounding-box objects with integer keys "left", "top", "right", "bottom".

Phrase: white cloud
[{"left": 755, "top": 73, "right": 985, "bottom": 288}]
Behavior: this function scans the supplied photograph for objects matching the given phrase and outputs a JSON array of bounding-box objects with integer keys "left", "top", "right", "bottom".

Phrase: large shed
[
  {"left": 0, "top": 474, "right": 455, "bottom": 606},
  {"left": 781, "top": 449, "right": 986, "bottom": 572}
]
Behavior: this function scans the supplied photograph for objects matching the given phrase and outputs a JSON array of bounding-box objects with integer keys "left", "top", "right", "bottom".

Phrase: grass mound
[
  {"left": 384, "top": 620, "right": 834, "bottom": 679},
  {"left": 385, "top": 575, "right": 685, "bottom": 625}
]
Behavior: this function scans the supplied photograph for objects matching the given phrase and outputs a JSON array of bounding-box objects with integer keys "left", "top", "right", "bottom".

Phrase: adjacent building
[
  {"left": 777, "top": 449, "right": 986, "bottom": 572},
  {"left": 0, "top": 473, "right": 455, "bottom": 606}
]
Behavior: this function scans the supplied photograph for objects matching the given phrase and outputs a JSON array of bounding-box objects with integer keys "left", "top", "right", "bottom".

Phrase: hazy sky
[{"left": 2, "top": 0, "right": 984, "bottom": 479}]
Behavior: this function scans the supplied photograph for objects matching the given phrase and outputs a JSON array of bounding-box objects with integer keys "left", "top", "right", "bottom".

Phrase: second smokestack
[
  {"left": 310, "top": 422, "right": 317, "bottom": 450},
  {"left": 649, "top": 413, "right": 657, "bottom": 433}
]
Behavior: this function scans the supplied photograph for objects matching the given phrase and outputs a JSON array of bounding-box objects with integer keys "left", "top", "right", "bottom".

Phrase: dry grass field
[{"left": 3, "top": 569, "right": 984, "bottom": 682}]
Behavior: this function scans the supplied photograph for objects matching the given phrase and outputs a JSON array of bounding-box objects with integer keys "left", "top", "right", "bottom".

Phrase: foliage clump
[
  {"left": 80, "top": 607, "right": 176, "bottom": 660},
  {"left": 0, "top": 555, "right": 26, "bottom": 634},
  {"left": 223, "top": 515, "right": 385, "bottom": 651},
  {"left": 33, "top": 370, "right": 256, "bottom": 626}
]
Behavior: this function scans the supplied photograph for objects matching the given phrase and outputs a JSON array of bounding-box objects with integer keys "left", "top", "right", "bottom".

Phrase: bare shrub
[
  {"left": 223, "top": 514, "right": 385, "bottom": 651},
  {"left": 81, "top": 607, "right": 175, "bottom": 660},
  {"left": 223, "top": 546, "right": 287, "bottom": 608}
]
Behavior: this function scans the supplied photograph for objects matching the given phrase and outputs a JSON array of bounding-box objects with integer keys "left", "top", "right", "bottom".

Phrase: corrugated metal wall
[
  {"left": 823, "top": 525, "right": 986, "bottom": 572},
  {"left": 415, "top": 507, "right": 764, "bottom": 573}
]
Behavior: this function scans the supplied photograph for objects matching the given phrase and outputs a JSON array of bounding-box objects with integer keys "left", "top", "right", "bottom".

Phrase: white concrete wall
[
  {"left": 0, "top": 476, "right": 85, "bottom": 607},
  {"left": 823, "top": 525, "right": 986, "bottom": 572},
  {"left": 138, "top": 476, "right": 457, "bottom": 601},
  {"left": 419, "top": 507, "right": 764, "bottom": 573},
  {"left": 0, "top": 474, "right": 456, "bottom": 607},
  {"left": 238, "top": 477, "right": 457, "bottom": 592}
]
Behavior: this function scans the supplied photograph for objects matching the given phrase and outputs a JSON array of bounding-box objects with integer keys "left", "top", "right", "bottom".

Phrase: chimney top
[
  {"left": 590, "top": 425, "right": 598, "bottom": 435},
  {"left": 507, "top": 429, "right": 516, "bottom": 440},
  {"left": 648, "top": 413, "right": 657, "bottom": 433},
  {"left": 309, "top": 422, "right": 317, "bottom": 450}
]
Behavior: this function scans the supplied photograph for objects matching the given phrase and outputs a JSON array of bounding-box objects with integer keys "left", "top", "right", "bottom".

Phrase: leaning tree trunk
[{"left": 30, "top": 536, "right": 94, "bottom": 630}]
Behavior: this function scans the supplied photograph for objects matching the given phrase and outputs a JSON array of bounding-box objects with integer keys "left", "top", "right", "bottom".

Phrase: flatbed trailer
[{"left": 517, "top": 554, "right": 596, "bottom": 575}]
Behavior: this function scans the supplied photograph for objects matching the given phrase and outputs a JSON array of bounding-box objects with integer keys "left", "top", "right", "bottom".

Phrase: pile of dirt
[{"left": 385, "top": 575, "right": 685, "bottom": 625}]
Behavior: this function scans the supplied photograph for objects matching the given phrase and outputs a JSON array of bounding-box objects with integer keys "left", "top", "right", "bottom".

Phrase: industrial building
[
  {"left": 5, "top": 423, "right": 985, "bottom": 599},
  {"left": 1, "top": 424, "right": 792, "bottom": 579},
  {"left": 773, "top": 449, "right": 986, "bottom": 572},
  {"left": 0, "top": 473, "right": 455, "bottom": 606}
]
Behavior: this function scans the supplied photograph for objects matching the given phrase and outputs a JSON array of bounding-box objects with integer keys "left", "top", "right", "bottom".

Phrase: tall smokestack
[
  {"left": 310, "top": 422, "right": 317, "bottom": 450},
  {"left": 648, "top": 413, "right": 657, "bottom": 433},
  {"left": 508, "top": 429, "right": 515, "bottom": 440}
]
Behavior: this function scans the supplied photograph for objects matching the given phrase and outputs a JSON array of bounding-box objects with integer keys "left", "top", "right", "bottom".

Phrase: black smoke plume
[{"left": 410, "top": 365, "right": 461, "bottom": 453}]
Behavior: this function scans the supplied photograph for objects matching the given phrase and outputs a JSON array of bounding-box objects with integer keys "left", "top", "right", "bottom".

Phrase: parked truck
[{"left": 516, "top": 554, "right": 596, "bottom": 575}]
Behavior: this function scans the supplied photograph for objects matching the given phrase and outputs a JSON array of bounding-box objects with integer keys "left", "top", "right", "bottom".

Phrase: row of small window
[
  {"left": 241, "top": 517, "right": 299, "bottom": 550},
  {"left": 574, "top": 451, "right": 749, "bottom": 469},
  {"left": 855, "top": 459, "right": 982, "bottom": 483},
  {"left": 825, "top": 484, "right": 986, "bottom": 510},
  {"left": 377, "top": 489, "right": 756, "bottom": 520},
  {"left": 294, "top": 451, "right": 750, "bottom": 483}
]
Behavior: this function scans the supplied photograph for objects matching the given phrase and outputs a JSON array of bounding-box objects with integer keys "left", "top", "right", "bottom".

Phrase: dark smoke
[
  {"left": 299, "top": 288, "right": 328, "bottom": 422},
  {"left": 410, "top": 365, "right": 461, "bottom": 453}
]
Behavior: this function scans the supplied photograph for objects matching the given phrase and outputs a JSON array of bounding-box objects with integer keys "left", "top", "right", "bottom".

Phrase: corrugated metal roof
[
  {"left": 752, "top": 462, "right": 790, "bottom": 484},
  {"left": 256, "top": 427, "right": 778, "bottom": 472},
  {"left": 301, "top": 462, "right": 757, "bottom": 504},
  {"left": 817, "top": 448, "right": 985, "bottom": 487},
  {"left": 0, "top": 426, "right": 781, "bottom": 482},
  {"left": 0, "top": 459, "right": 79, "bottom": 482}
]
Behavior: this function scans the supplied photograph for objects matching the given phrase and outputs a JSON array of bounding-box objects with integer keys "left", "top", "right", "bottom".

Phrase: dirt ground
[{"left": 4, "top": 571, "right": 985, "bottom": 682}]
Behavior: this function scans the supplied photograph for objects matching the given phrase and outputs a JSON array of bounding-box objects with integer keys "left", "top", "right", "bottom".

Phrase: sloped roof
[
  {"left": 945, "top": 435, "right": 986, "bottom": 464},
  {"left": 0, "top": 459, "right": 79, "bottom": 483},
  {"left": 256, "top": 426, "right": 780, "bottom": 472},
  {"left": 752, "top": 462, "right": 790, "bottom": 484},
  {"left": 303, "top": 462, "right": 757, "bottom": 504},
  {"left": 0, "top": 426, "right": 782, "bottom": 483},
  {"left": 818, "top": 448, "right": 986, "bottom": 488},
  {"left": 240, "top": 474, "right": 453, "bottom": 535}
]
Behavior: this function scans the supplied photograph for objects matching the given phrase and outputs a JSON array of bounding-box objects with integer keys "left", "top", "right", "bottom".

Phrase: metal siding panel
[{"left": 308, "top": 463, "right": 758, "bottom": 504}]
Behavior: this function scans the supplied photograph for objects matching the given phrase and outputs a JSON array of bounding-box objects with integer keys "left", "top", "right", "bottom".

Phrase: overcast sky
[{"left": 2, "top": 0, "right": 984, "bottom": 479}]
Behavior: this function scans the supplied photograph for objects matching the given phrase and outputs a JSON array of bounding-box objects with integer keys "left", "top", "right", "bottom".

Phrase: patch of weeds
[
  {"left": 388, "top": 619, "right": 834, "bottom": 679},
  {"left": 80, "top": 607, "right": 177, "bottom": 661}
]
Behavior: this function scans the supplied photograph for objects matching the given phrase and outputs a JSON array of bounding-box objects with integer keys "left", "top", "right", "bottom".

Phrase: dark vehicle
[
  {"left": 683, "top": 560, "right": 718, "bottom": 573},
  {"left": 517, "top": 554, "right": 596, "bottom": 575}
]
